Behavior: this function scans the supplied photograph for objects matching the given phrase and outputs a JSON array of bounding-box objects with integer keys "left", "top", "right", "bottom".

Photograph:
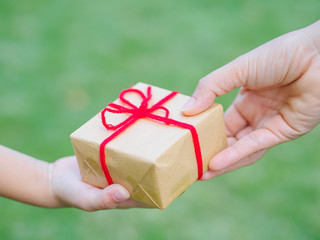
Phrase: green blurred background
[{"left": 1, "top": 0, "right": 320, "bottom": 239}]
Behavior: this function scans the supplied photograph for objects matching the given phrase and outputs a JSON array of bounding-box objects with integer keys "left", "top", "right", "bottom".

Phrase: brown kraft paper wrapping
[{"left": 71, "top": 82, "right": 227, "bottom": 209}]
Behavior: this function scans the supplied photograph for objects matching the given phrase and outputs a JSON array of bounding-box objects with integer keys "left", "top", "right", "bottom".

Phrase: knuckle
[
  {"left": 200, "top": 73, "right": 224, "bottom": 97},
  {"left": 246, "top": 151, "right": 264, "bottom": 166},
  {"left": 82, "top": 206, "right": 97, "bottom": 212},
  {"left": 100, "top": 196, "right": 118, "bottom": 210},
  {"left": 198, "top": 77, "right": 209, "bottom": 88},
  {"left": 234, "top": 57, "right": 247, "bottom": 86},
  {"left": 198, "top": 77, "right": 215, "bottom": 92},
  {"left": 78, "top": 192, "right": 119, "bottom": 211},
  {"left": 247, "top": 131, "right": 262, "bottom": 149},
  {"left": 194, "top": 77, "right": 215, "bottom": 101},
  {"left": 78, "top": 201, "right": 98, "bottom": 212},
  {"left": 247, "top": 156, "right": 258, "bottom": 165}
]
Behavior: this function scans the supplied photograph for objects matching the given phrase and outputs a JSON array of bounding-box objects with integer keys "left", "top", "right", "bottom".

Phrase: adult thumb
[{"left": 181, "top": 59, "right": 245, "bottom": 116}]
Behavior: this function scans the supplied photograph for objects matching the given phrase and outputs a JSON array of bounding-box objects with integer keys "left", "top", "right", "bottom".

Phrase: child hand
[
  {"left": 0, "top": 146, "right": 149, "bottom": 210},
  {"left": 50, "top": 156, "right": 149, "bottom": 211}
]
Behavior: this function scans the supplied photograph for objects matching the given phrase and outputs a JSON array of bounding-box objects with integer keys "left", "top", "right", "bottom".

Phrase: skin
[
  {"left": 0, "top": 145, "right": 147, "bottom": 211},
  {"left": 182, "top": 20, "right": 320, "bottom": 180},
  {"left": 1, "top": 20, "right": 319, "bottom": 210}
]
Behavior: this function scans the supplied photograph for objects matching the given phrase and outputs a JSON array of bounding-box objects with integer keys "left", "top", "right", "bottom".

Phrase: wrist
[
  {"left": 47, "top": 162, "right": 68, "bottom": 208},
  {"left": 33, "top": 160, "right": 62, "bottom": 208}
]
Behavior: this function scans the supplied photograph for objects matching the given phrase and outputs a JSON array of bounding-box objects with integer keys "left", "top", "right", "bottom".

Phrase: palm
[
  {"left": 229, "top": 89, "right": 285, "bottom": 138},
  {"left": 185, "top": 21, "right": 320, "bottom": 180},
  {"left": 51, "top": 157, "right": 148, "bottom": 210},
  {"left": 203, "top": 74, "right": 320, "bottom": 179}
]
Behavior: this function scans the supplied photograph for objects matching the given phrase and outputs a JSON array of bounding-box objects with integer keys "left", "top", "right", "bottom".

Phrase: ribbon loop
[{"left": 100, "top": 86, "right": 203, "bottom": 185}]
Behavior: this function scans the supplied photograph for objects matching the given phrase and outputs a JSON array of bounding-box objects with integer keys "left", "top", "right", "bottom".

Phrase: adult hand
[
  {"left": 182, "top": 21, "right": 320, "bottom": 179},
  {"left": 50, "top": 156, "right": 148, "bottom": 211}
]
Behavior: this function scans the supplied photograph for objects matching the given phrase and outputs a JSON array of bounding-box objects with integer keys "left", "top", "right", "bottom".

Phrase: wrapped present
[{"left": 71, "top": 82, "right": 227, "bottom": 209}]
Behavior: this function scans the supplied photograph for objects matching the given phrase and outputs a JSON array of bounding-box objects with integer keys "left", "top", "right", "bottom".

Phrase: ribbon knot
[{"left": 99, "top": 86, "right": 203, "bottom": 185}]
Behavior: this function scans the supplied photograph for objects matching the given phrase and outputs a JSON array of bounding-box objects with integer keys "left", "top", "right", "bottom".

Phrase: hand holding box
[{"left": 71, "top": 82, "right": 227, "bottom": 209}]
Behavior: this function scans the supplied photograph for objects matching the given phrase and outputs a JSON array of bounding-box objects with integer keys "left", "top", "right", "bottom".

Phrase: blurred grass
[{"left": 1, "top": 0, "right": 320, "bottom": 239}]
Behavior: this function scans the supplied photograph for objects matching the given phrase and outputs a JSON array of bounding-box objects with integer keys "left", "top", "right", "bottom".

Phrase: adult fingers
[
  {"left": 202, "top": 148, "right": 267, "bottom": 180},
  {"left": 224, "top": 102, "right": 248, "bottom": 137},
  {"left": 209, "top": 127, "right": 281, "bottom": 171},
  {"left": 182, "top": 59, "right": 245, "bottom": 116}
]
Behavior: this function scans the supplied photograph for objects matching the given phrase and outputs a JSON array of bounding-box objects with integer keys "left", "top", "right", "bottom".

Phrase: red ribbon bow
[{"left": 99, "top": 86, "right": 203, "bottom": 185}]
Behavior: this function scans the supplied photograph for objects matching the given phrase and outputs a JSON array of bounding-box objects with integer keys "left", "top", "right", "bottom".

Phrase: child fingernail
[
  {"left": 113, "top": 188, "right": 130, "bottom": 202},
  {"left": 202, "top": 172, "right": 210, "bottom": 180},
  {"left": 181, "top": 97, "right": 196, "bottom": 112}
]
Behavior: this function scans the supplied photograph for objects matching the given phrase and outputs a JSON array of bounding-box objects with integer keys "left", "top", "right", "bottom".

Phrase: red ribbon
[{"left": 99, "top": 86, "right": 203, "bottom": 185}]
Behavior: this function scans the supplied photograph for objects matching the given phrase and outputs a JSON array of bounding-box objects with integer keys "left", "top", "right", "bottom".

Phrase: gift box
[{"left": 71, "top": 82, "right": 227, "bottom": 209}]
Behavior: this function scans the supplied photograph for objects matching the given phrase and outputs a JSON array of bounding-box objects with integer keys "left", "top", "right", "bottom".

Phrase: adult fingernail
[
  {"left": 181, "top": 97, "right": 196, "bottom": 112},
  {"left": 112, "top": 188, "right": 130, "bottom": 202}
]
